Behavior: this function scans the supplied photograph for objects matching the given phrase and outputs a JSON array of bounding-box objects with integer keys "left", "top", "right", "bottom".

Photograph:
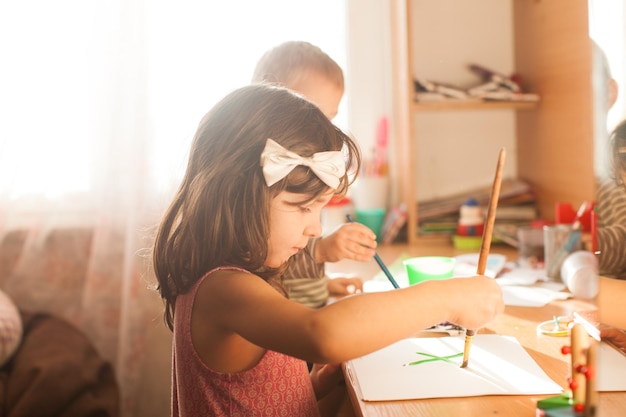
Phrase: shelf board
[{"left": 412, "top": 100, "right": 538, "bottom": 111}]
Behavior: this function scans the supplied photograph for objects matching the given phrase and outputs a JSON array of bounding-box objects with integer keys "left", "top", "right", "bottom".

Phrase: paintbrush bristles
[{"left": 460, "top": 329, "right": 475, "bottom": 368}]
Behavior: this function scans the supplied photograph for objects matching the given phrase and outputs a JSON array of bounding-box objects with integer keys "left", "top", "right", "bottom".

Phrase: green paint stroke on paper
[{"left": 406, "top": 351, "right": 463, "bottom": 366}]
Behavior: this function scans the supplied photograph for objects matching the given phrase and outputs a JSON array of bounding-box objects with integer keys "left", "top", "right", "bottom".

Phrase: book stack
[{"left": 416, "top": 178, "right": 538, "bottom": 242}]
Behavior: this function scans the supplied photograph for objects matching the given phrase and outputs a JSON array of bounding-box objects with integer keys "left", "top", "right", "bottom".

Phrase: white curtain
[
  {"left": 588, "top": 0, "right": 626, "bottom": 130},
  {"left": 0, "top": 1, "right": 346, "bottom": 415},
  {"left": 588, "top": 0, "right": 626, "bottom": 180}
]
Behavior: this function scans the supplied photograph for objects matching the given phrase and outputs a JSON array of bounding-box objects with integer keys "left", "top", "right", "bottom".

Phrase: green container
[
  {"left": 403, "top": 256, "right": 456, "bottom": 285},
  {"left": 355, "top": 208, "right": 386, "bottom": 242}
]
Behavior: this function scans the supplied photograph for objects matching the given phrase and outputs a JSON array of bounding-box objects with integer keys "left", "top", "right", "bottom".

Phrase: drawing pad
[{"left": 346, "top": 334, "right": 563, "bottom": 401}]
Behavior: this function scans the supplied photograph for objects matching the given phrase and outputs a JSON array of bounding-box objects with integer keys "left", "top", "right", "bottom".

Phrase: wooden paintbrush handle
[
  {"left": 462, "top": 148, "right": 506, "bottom": 369},
  {"left": 477, "top": 148, "right": 506, "bottom": 275}
]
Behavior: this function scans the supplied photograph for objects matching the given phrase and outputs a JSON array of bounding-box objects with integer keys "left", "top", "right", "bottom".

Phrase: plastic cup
[
  {"left": 560, "top": 250, "right": 599, "bottom": 299},
  {"left": 355, "top": 208, "right": 386, "bottom": 242},
  {"left": 403, "top": 256, "right": 456, "bottom": 285},
  {"left": 517, "top": 226, "right": 544, "bottom": 267}
]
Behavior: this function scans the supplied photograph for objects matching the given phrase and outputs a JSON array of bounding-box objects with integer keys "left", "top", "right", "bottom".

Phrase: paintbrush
[
  {"left": 346, "top": 214, "right": 400, "bottom": 289},
  {"left": 461, "top": 148, "right": 506, "bottom": 368}
]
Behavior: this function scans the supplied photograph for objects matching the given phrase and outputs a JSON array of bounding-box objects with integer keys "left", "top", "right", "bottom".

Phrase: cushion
[{"left": 0, "top": 289, "right": 22, "bottom": 366}]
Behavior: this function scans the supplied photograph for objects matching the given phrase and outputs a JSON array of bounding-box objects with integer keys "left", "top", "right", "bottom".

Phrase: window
[
  {"left": 0, "top": 1, "right": 347, "bottom": 202},
  {"left": 589, "top": 0, "right": 625, "bottom": 130}
]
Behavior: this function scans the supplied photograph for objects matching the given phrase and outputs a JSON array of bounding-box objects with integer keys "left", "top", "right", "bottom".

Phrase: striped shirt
[
  {"left": 596, "top": 179, "right": 626, "bottom": 279},
  {"left": 282, "top": 238, "right": 329, "bottom": 308}
]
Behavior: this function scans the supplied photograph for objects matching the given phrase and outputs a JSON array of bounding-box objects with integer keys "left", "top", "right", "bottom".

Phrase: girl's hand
[
  {"left": 327, "top": 276, "right": 363, "bottom": 296},
  {"left": 444, "top": 275, "right": 505, "bottom": 330},
  {"left": 316, "top": 222, "right": 377, "bottom": 263},
  {"left": 309, "top": 362, "right": 344, "bottom": 400}
]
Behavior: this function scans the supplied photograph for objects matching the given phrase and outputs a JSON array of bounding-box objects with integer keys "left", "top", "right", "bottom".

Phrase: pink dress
[{"left": 172, "top": 267, "right": 320, "bottom": 417}]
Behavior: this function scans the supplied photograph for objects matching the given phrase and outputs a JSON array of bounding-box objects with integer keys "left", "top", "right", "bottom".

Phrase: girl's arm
[{"left": 197, "top": 269, "right": 503, "bottom": 365}]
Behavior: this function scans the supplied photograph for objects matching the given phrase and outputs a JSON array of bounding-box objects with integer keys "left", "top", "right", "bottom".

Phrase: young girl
[{"left": 153, "top": 84, "right": 504, "bottom": 417}]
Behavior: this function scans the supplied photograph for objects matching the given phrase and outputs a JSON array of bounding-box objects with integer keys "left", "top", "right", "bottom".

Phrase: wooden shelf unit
[
  {"left": 412, "top": 101, "right": 537, "bottom": 112},
  {"left": 390, "top": 0, "right": 596, "bottom": 245}
]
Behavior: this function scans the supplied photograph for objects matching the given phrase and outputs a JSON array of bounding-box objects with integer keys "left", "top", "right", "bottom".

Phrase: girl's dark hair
[
  {"left": 610, "top": 118, "right": 626, "bottom": 186},
  {"left": 153, "top": 84, "right": 361, "bottom": 330}
]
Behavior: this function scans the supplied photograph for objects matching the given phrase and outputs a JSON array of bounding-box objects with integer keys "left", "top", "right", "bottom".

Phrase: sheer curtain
[
  {"left": 588, "top": 0, "right": 625, "bottom": 179},
  {"left": 589, "top": 0, "right": 626, "bottom": 130},
  {"left": 0, "top": 1, "right": 346, "bottom": 415}
]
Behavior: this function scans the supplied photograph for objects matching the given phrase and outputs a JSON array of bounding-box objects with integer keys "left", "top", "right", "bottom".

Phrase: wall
[
  {"left": 345, "top": 0, "right": 518, "bottom": 204},
  {"left": 345, "top": 0, "right": 396, "bottom": 201},
  {"left": 410, "top": 0, "right": 518, "bottom": 201}
]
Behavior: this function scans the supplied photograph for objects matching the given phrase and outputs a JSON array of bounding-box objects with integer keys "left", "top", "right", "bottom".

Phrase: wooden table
[{"left": 327, "top": 237, "right": 626, "bottom": 417}]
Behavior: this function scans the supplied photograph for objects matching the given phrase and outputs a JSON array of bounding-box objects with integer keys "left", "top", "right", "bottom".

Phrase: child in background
[
  {"left": 153, "top": 84, "right": 504, "bottom": 416},
  {"left": 592, "top": 39, "right": 619, "bottom": 180},
  {"left": 592, "top": 43, "right": 626, "bottom": 355},
  {"left": 594, "top": 42, "right": 625, "bottom": 279},
  {"left": 252, "top": 41, "right": 370, "bottom": 307},
  {"left": 596, "top": 119, "right": 626, "bottom": 279}
]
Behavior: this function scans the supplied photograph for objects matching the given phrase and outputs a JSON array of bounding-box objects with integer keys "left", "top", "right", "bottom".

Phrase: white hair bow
[{"left": 260, "top": 138, "right": 346, "bottom": 189}]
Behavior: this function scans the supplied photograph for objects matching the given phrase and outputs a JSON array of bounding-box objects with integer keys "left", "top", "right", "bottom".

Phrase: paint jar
[
  {"left": 517, "top": 226, "right": 544, "bottom": 267},
  {"left": 355, "top": 207, "right": 386, "bottom": 242},
  {"left": 403, "top": 256, "right": 456, "bottom": 285}
]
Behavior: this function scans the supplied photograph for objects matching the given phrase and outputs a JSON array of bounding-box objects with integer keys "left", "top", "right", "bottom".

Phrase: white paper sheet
[
  {"left": 346, "top": 335, "right": 563, "bottom": 401},
  {"left": 597, "top": 342, "right": 626, "bottom": 391},
  {"left": 454, "top": 253, "right": 507, "bottom": 277},
  {"left": 499, "top": 283, "right": 570, "bottom": 307}
]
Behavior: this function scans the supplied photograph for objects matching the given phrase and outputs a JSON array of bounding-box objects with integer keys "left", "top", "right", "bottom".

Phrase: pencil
[
  {"left": 461, "top": 148, "right": 506, "bottom": 368},
  {"left": 346, "top": 214, "right": 400, "bottom": 289}
]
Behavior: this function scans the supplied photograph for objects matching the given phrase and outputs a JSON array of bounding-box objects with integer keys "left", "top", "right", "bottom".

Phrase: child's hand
[
  {"left": 316, "top": 222, "right": 377, "bottom": 263},
  {"left": 444, "top": 275, "right": 505, "bottom": 330},
  {"left": 309, "top": 362, "right": 344, "bottom": 400},
  {"left": 327, "top": 276, "right": 363, "bottom": 296},
  {"left": 600, "top": 327, "right": 626, "bottom": 354}
]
